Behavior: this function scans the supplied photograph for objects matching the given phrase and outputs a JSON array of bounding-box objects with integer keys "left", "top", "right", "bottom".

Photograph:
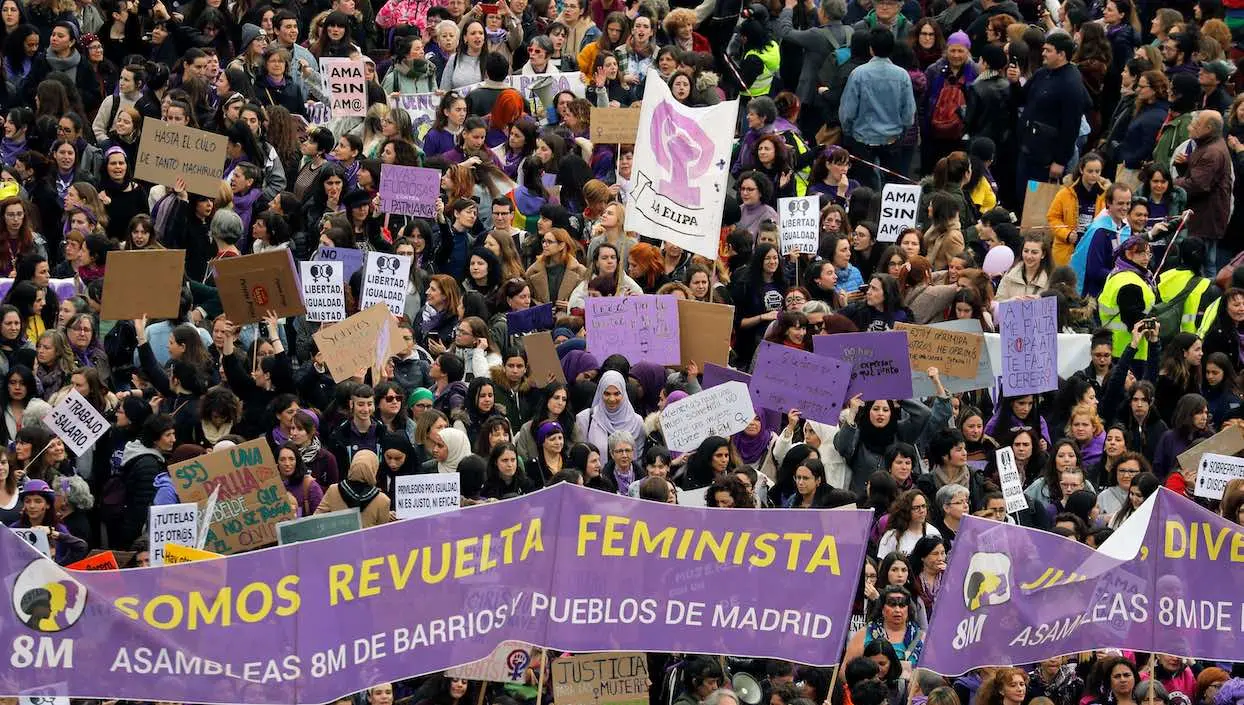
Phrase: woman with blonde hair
[
  {"left": 33, "top": 329, "right": 75, "bottom": 400},
  {"left": 526, "top": 227, "right": 587, "bottom": 308},
  {"left": 586, "top": 201, "right": 635, "bottom": 264},
  {"left": 1066, "top": 403, "right": 1106, "bottom": 469}
]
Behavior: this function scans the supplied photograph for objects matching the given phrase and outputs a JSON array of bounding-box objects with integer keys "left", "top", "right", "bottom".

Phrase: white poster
[
  {"left": 660, "top": 381, "right": 756, "bottom": 452},
  {"left": 779, "top": 196, "right": 819, "bottom": 255},
  {"left": 624, "top": 69, "right": 737, "bottom": 260},
  {"left": 359, "top": 251, "right": 412, "bottom": 317},
  {"left": 995, "top": 447, "right": 1028, "bottom": 514},
  {"left": 395, "top": 473, "right": 461, "bottom": 520},
  {"left": 43, "top": 390, "right": 108, "bottom": 457},
  {"left": 1195, "top": 452, "right": 1244, "bottom": 500},
  {"left": 11, "top": 528, "right": 50, "bottom": 556},
  {"left": 320, "top": 58, "right": 367, "bottom": 118},
  {"left": 300, "top": 260, "right": 345, "bottom": 323},
  {"left": 877, "top": 183, "right": 922, "bottom": 242},
  {"left": 148, "top": 502, "right": 199, "bottom": 567}
]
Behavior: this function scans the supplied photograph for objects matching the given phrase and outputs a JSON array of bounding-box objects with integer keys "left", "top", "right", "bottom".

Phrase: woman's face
[
  {"left": 793, "top": 465, "right": 819, "bottom": 496},
  {"left": 671, "top": 74, "right": 692, "bottom": 100},
  {"left": 1130, "top": 390, "right": 1151, "bottom": 420},
  {"left": 1022, "top": 241, "right": 1042, "bottom": 269},
  {"left": 22, "top": 495, "right": 46, "bottom": 522},
  {"left": 497, "top": 449, "right": 518, "bottom": 478},
  {"left": 277, "top": 448, "right": 297, "bottom": 477},
  {"left": 899, "top": 231, "right": 921, "bottom": 258},
  {"left": 106, "top": 153, "right": 128, "bottom": 182},
  {"left": 658, "top": 51, "right": 678, "bottom": 73},
  {"left": 113, "top": 110, "right": 134, "bottom": 137},
  {"left": 762, "top": 249, "right": 779, "bottom": 275},
  {"left": 922, "top": 542, "right": 947, "bottom": 574},
  {"left": 488, "top": 424, "right": 510, "bottom": 448},
  {"left": 711, "top": 445, "right": 731, "bottom": 472},
  {"left": 1207, "top": 362, "right": 1225, "bottom": 387},
  {"left": 688, "top": 271, "right": 709, "bottom": 298},
  {"left": 917, "top": 22, "right": 936, "bottom": 48},
  {"left": 633, "top": 17, "right": 652, "bottom": 43},
  {"left": 886, "top": 560, "right": 908, "bottom": 586},
  {"left": 1070, "top": 414, "right": 1094, "bottom": 441},
  {"left": 54, "top": 143, "right": 75, "bottom": 171},
  {"left": 2, "top": 312, "right": 22, "bottom": 341},
  {"left": 1110, "top": 665, "right": 1135, "bottom": 697},
  {"left": 323, "top": 175, "right": 343, "bottom": 201},
  {"left": 864, "top": 278, "right": 885, "bottom": 308},
  {"left": 547, "top": 389, "right": 567, "bottom": 416},
  {"left": 507, "top": 125, "right": 527, "bottom": 152},
  {"left": 822, "top": 209, "right": 842, "bottom": 232},
  {"left": 426, "top": 281, "right": 444, "bottom": 308},
  {"left": 289, "top": 423, "right": 310, "bottom": 446},
  {"left": 1, "top": 0, "right": 19, "bottom": 28},
  {"left": 600, "top": 204, "right": 619, "bottom": 228},
  {"left": 869, "top": 401, "right": 891, "bottom": 428},
  {"left": 266, "top": 53, "right": 287, "bottom": 77},
  {"left": 6, "top": 372, "right": 25, "bottom": 400},
  {"left": 35, "top": 336, "right": 54, "bottom": 364},
  {"left": 1193, "top": 405, "right": 1210, "bottom": 430},
  {"left": 756, "top": 140, "right": 775, "bottom": 166},
  {"left": 507, "top": 286, "right": 531, "bottom": 311},
  {"left": 1185, "top": 339, "right": 1204, "bottom": 366},
  {"left": 463, "top": 126, "right": 486, "bottom": 151},
  {"left": 534, "top": 138, "right": 553, "bottom": 163},
  {"left": 945, "top": 492, "right": 968, "bottom": 519},
  {"left": 889, "top": 454, "right": 913, "bottom": 482},
  {"left": 597, "top": 248, "right": 618, "bottom": 275},
  {"left": 602, "top": 384, "right": 623, "bottom": 412},
  {"left": 834, "top": 237, "right": 852, "bottom": 268},
  {"left": 469, "top": 255, "right": 489, "bottom": 283},
  {"left": 1116, "top": 460, "right": 1140, "bottom": 490},
  {"left": 475, "top": 385, "right": 495, "bottom": 413},
  {"left": 647, "top": 457, "right": 669, "bottom": 478},
  {"left": 739, "top": 178, "right": 760, "bottom": 205},
  {"left": 448, "top": 680, "right": 468, "bottom": 700},
  {"left": 1081, "top": 159, "right": 1103, "bottom": 185}
]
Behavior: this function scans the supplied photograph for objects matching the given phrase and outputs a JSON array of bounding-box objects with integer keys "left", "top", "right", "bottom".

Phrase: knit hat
[
  {"left": 240, "top": 23, "right": 263, "bottom": 51},
  {"left": 551, "top": 327, "right": 574, "bottom": 343},
  {"left": 211, "top": 209, "right": 244, "bottom": 244},
  {"left": 407, "top": 387, "right": 434, "bottom": 407},
  {"left": 536, "top": 421, "right": 563, "bottom": 446},
  {"left": 1114, "top": 235, "right": 1149, "bottom": 260},
  {"left": 948, "top": 31, "right": 971, "bottom": 48},
  {"left": 121, "top": 396, "right": 153, "bottom": 429},
  {"left": 665, "top": 390, "right": 689, "bottom": 406},
  {"left": 17, "top": 479, "right": 55, "bottom": 506},
  {"left": 1202, "top": 59, "right": 1235, "bottom": 83}
]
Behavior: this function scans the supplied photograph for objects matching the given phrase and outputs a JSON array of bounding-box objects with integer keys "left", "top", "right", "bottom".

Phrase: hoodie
[
  {"left": 152, "top": 472, "right": 179, "bottom": 506},
  {"left": 315, "top": 450, "right": 393, "bottom": 527},
  {"left": 119, "top": 440, "right": 166, "bottom": 548}
]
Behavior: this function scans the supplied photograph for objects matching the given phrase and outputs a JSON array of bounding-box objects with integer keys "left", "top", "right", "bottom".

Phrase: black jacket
[
  {"left": 119, "top": 441, "right": 165, "bottom": 549},
  {"left": 1014, "top": 62, "right": 1091, "bottom": 168},
  {"left": 964, "top": 0, "right": 1020, "bottom": 53},
  {"left": 24, "top": 51, "right": 100, "bottom": 110},
  {"left": 965, "top": 73, "right": 1014, "bottom": 149}
]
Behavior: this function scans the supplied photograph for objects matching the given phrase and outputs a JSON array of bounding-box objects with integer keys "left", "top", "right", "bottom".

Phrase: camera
[{"left": 1140, "top": 318, "right": 1158, "bottom": 332}]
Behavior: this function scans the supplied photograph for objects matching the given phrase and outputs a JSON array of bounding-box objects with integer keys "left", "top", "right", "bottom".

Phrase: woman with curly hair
[
  {"left": 706, "top": 474, "right": 755, "bottom": 508},
  {"left": 978, "top": 668, "right": 1029, "bottom": 705}
]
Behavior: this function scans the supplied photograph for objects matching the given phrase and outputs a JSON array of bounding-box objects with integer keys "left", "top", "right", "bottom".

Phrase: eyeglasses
[
  {"left": 911, "top": 502, "right": 928, "bottom": 510},
  {"left": 884, "top": 598, "right": 907, "bottom": 607},
  {"left": 70, "top": 325, "right": 92, "bottom": 333},
  {"left": 613, "top": 448, "right": 634, "bottom": 456},
  {"left": 542, "top": 238, "right": 558, "bottom": 245},
  {"left": 56, "top": 125, "right": 73, "bottom": 134},
  {"left": 1117, "top": 467, "right": 1141, "bottom": 475},
  {"left": 739, "top": 185, "right": 757, "bottom": 192},
  {"left": 382, "top": 394, "right": 402, "bottom": 402}
]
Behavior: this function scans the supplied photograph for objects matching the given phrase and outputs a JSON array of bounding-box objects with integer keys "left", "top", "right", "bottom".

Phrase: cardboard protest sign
[
  {"left": 134, "top": 120, "right": 228, "bottom": 197},
  {"left": 1195, "top": 453, "right": 1244, "bottom": 500},
  {"left": 749, "top": 341, "right": 850, "bottom": 425},
  {"left": 163, "top": 544, "right": 223, "bottom": 564},
  {"left": 586, "top": 295, "right": 680, "bottom": 365},
  {"left": 379, "top": 164, "right": 439, "bottom": 217},
  {"left": 395, "top": 473, "right": 461, "bottom": 520},
  {"left": 445, "top": 640, "right": 532, "bottom": 682},
  {"left": 313, "top": 246, "right": 365, "bottom": 280},
  {"left": 894, "top": 322, "right": 982, "bottom": 379},
  {"left": 1179, "top": 426, "right": 1244, "bottom": 481},
  {"left": 507, "top": 303, "right": 555, "bottom": 335},
  {"left": 590, "top": 107, "right": 642, "bottom": 143},
  {"left": 66, "top": 551, "right": 119, "bottom": 571},
  {"left": 996, "top": 447, "right": 1028, "bottom": 514},
  {"left": 213, "top": 250, "right": 305, "bottom": 324},
  {"left": 999, "top": 296, "right": 1058, "bottom": 396},
  {"left": 660, "top": 381, "right": 755, "bottom": 452},
  {"left": 552, "top": 652, "right": 649, "bottom": 705},
  {"left": 910, "top": 320, "right": 996, "bottom": 395},
  {"left": 812, "top": 331, "right": 913, "bottom": 400},
  {"left": 313, "top": 304, "right": 406, "bottom": 383},
  {"left": 11, "top": 528, "right": 50, "bottom": 556},
  {"left": 877, "top": 184, "right": 921, "bottom": 242},
  {"left": 359, "top": 251, "right": 413, "bottom": 317},
  {"left": 100, "top": 249, "right": 186, "bottom": 320},
  {"left": 522, "top": 332, "right": 565, "bottom": 387},
  {"left": 320, "top": 58, "right": 367, "bottom": 118},
  {"left": 171, "top": 439, "right": 291, "bottom": 554},
  {"left": 300, "top": 260, "right": 345, "bottom": 323},
  {"left": 276, "top": 508, "right": 362, "bottom": 545},
  {"left": 779, "top": 196, "right": 818, "bottom": 255},
  {"left": 148, "top": 502, "right": 199, "bottom": 566},
  {"left": 43, "top": 390, "right": 108, "bottom": 457},
  {"left": 677, "top": 299, "right": 733, "bottom": 368}
]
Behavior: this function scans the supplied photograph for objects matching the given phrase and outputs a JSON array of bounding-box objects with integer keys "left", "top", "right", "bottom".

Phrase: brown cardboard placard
[
  {"left": 171, "top": 439, "right": 291, "bottom": 555},
  {"left": 1178, "top": 425, "right": 1244, "bottom": 478},
  {"left": 552, "top": 652, "right": 648, "bottom": 705},
  {"left": 894, "top": 322, "right": 981, "bottom": 379},
  {"left": 313, "top": 304, "right": 405, "bottom": 383},
  {"left": 677, "top": 299, "right": 734, "bottom": 368},
  {"left": 100, "top": 249, "right": 186, "bottom": 320},
  {"left": 522, "top": 331, "right": 566, "bottom": 387},
  {"left": 1019, "top": 180, "right": 1059, "bottom": 234},
  {"left": 213, "top": 250, "right": 305, "bottom": 325},
  {"left": 590, "top": 107, "right": 641, "bottom": 144},
  {"left": 134, "top": 120, "right": 228, "bottom": 198}
]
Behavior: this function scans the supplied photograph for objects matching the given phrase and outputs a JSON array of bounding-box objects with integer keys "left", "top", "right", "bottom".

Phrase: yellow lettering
[
  {"left": 632, "top": 521, "right": 676, "bottom": 557},
  {"left": 237, "top": 583, "right": 273, "bottom": 623},
  {"left": 520, "top": 517, "right": 544, "bottom": 560},
  {"left": 114, "top": 596, "right": 140, "bottom": 621},
  {"left": 731, "top": 532, "right": 752, "bottom": 564},
  {"left": 783, "top": 532, "right": 811, "bottom": 571},
  {"left": 1164, "top": 520, "right": 1187, "bottom": 558},
  {"left": 479, "top": 532, "right": 496, "bottom": 572},
  {"left": 749, "top": 533, "right": 777, "bottom": 568},
  {"left": 1233, "top": 532, "right": 1244, "bottom": 562},
  {"left": 805, "top": 536, "right": 841, "bottom": 575},
  {"left": 1021, "top": 567, "right": 1055, "bottom": 590},
  {"left": 1206, "top": 525, "right": 1230, "bottom": 561},
  {"left": 602, "top": 515, "right": 628, "bottom": 556},
  {"left": 328, "top": 563, "right": 355, "bottom": 606},
  {"left": 421, "top": 543, "right": 451, "bottom": 584},
  {"left": 145, "top": 595, "right": 184, "bottom": 630},
  {"left": 357, "top": 557, "right": 385, "bottom": 598},
  {"left": 187, "top": 588, "right": 232, "bottom": 628},
  {"left": 500, "top": 522, "right": 522, "bottom": 563},
  {"left": 577, "top": 515, "right": 600, "bottom": 556},
  {"left": 454, "top": 536, "right": 479, "bottom": 578},
  {"left": 276, "top": 575, "right": 300, "bottom": 616},
  {"left": 388, "top": 551, "right": 418, "bottom": 591},
  {"left": 692, "top": 531, "right": 732, "bottom": 563}
]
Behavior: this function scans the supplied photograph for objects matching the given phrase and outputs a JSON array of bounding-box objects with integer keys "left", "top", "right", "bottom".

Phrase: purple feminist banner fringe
[
  {"left": 0, "top": 484, "right": 871, "bottom": 704},
  {"left": 921, "top": 488, "right": 1244, "bottom": 675}
]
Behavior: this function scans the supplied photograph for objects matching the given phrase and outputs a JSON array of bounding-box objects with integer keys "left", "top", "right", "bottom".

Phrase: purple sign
[
  {"left": 922, "top": 488, "right": 1244, "bottom": 676},
  {"left": 506, "top": 303, "right": 555, "bottom": 336},
  {"left": 748, "top": 341, "right": 849, "bottom": 425},
  {"left": 585, "top": 295, "right": 680, "bottom": 365},
  {"left": 0, "top": 483, "right": 870, "bottom": 704},
  {"left": 998, "top": 296, "right": 1058, "bottom": 396},
  {"left": 813, "top": 331, "right": 913, "bottom": 400},
  {"left": 702, "top": 362, "right": 750, "bottom": 389},
  {"left": 379, "top": 164, "right": 439, "bottom": 218},
  {"left": 313, "top": 246, "right": 365, "bottom": 281}
]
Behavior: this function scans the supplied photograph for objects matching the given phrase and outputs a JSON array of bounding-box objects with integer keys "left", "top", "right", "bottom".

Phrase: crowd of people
[{"left": 4, "top": 0, "right": 1244, "bottom": 701}]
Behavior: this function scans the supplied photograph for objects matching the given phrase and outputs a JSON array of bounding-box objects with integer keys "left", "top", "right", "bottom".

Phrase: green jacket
[{"left": 1151, "top": 111, "right": 1194, "bottom": 172}]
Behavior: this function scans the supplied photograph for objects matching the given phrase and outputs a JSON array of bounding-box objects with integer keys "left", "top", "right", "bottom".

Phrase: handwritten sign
[
  {"left": 446, "top": 641, "right": 532, "bottom": 682},
  {"left": 43, "top": 390, "right": 108, "bottom": 457},
  {"left": 300, "top": 260, "right": 345, "bottom": 323},
  {"left": 660, "top": 381, "right": 756, "bottom": 452},
  {"left": 590, "top": 107, "right": 642, "bottom": 143},
  {"left": 313, "top": 304, "right": 405, "bottom": 382},
  {"left": 321, "top": 58, "right": 367, "bottom": 118},
  {"left": 877, "top": 183, "right": 921, "bottom": 242},
  {"left": 1195, "top": 452, "right": 1244, "bottom": 500},
  {"left": 394, "top": 473, "right": 461, "bottom": 520},
  {"left": 894, "top": 322, "right": 981, "bottom": 379},
  {"left": 911, "top": 320, "right": 995, "bottom": 395},
  {"left": 134, "top": 119, "right": 227, "bottom": 198},
  {"left": 779, "top": 196, "right": 818, "bottom": 255},
  {"left": 163, "top": 544, "right": 223, "bottom": 564},
  {"left": 379, "top": 164, "right": 439, "bottom": 217},
  {"left": 66, "top": 551, "right": 119, "bottom": 571},
  {"left": 313, "top": 246, "right": 365, "bottom": 281},
  {"left": 171, "top": 439, "right": 291, "bottom": 555},
  {"left": 585, "top": 295, "right": 680, "bottom": 365},
  {"left": 996, "top": 447, "right": 1028, "bottom": 514},
  {"left": 359, "top": 251, "right": 412, "bottom": 318},
  {"left": 812, "top": 331, "right": 913, "bottom": 400},
  {"left": 999, "top": 296, "right": 1058, "bottom": 396},
  {"left": 748, "top": 341, "right": 849, "bottom": 425},
  {"left": 148, "top": 502, "right": 198, "bottom": 566},
  {"left": 507, "top": 303, "right": 555, "bottom": 335},
  {"left": 552, "top": 652, "right": 649, "bottom": 705}
]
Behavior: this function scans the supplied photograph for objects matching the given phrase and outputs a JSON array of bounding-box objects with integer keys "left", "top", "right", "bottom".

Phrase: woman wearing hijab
[
  {"left": 437, "top": 427, "right": 472, "bottom": 474},
  {"left": 628, "top": 361, "right": 669, "bottom": 416},
  {"left": 733, "top": 414, "right": 776, "bottom": 471},
  {"left": 560, "top": 349, "right": 600, "bottom": 410},
  {"left": 315, "top": 450, "right": 394, "bottom": 528},
  {"left": 376, "top": 432, "right": 422, "bottom": 499},
  {"left": 576, "top": 370, "right": 645, "bottom": 460}
]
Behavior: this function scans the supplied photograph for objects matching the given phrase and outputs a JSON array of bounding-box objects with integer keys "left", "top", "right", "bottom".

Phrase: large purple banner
[
  {"left": 921, "top": 488, "right": 1240, "bottom": 675},
  {"left": 1, "top": 484, "right": 871, "bottom": 704}
]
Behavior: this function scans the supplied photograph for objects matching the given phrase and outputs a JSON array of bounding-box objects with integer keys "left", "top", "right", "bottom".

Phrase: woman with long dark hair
[
  {"left": 730, "top": 243, "right": 786, "bottom": 369},
  {"left": 1153, "top": 393, "right": 1213, "bottom": 479}
]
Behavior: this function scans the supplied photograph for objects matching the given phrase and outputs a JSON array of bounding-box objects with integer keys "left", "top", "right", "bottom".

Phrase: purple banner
[
  {"left": 748, "top": 341, "right": 849, "bottom": 425},
  {"left": 506, "top": 303, "right": 555, "bottom": 336},
  {"left": 585, "top": 295, "right": 680, "bottom": 365},
  {"left": 998, "top": 296, "right": 1058, "bottom": 396},
  {"left": 1, "top": 484, "right": 870, "bottom": 704},
  {"left": 921, "top": 488, "right": 1244, "bottom": 675},
  {"left": 313, "top": 247, "right": 366, "bottom": 281},
  {"left": 379, "top": 165, "right": 439, "bottom": 218},
  {"left": 700, "top": 364, "right": 783, "bottom": 431},
  {"left": 812, "top": 331, "right": 913, "bottom": 400}
]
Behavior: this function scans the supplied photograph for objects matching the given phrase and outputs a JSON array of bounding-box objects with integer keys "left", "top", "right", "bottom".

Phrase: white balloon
[{"left": 983, "top": 246, "right": 1015, "bottom": 276}]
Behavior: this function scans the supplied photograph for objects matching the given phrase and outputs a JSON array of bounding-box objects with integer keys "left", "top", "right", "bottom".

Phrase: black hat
[{"left": 343, "top": 189, "right": 371, "bottom": 210}]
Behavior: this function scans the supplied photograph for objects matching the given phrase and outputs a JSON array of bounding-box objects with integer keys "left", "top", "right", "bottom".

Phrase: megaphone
[{"left": 732, "top": 673, "right": 763, "bottom": 705}]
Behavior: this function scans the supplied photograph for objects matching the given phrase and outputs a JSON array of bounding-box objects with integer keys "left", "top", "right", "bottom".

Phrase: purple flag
[
  {"left": 812, "top": 331, "right": 914, "bottom": 400},
  {"left": 748, "top": 341, "right": 849, "bottom": 425},
  {"left": 921, "top": 488, "right": 1241, "bottom": 675},
  {"left": 998, "top": 296, "right": 1058, "bottom": 396},
  {"left": 506, "top": 303, "right": 555, "bottom": 336},
  {"left": 1, "top": 484, "right": 871, "bottom": 704}
]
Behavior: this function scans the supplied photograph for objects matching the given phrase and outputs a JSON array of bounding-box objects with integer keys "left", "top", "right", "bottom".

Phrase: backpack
[
  {"left": 815, "top": 26, "right": 853, "bottom": 88},
  {"left": 1150, "top": 275, "right": 1203, "bottom": 346},
  {"left": 930, "top": 76, "right": 967, "bottom": 141}
]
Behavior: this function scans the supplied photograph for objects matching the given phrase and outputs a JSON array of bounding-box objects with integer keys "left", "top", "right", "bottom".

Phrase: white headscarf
[
  {"left": 581, "top": 370, "right": 645, "bottom": 455},
  {"left": 439, "top": 428, "right": 471, "bottom": 473}
]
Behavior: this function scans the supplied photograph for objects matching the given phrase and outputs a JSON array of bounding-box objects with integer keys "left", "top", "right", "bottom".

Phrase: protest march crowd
[{"left": 9, "top": 0, "right": 1244, "bottom": 700}]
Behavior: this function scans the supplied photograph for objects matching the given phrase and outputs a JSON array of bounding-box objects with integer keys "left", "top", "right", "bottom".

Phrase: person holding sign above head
[{"left": 9, "top": 478, "right": 86, "bottom": 564}]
